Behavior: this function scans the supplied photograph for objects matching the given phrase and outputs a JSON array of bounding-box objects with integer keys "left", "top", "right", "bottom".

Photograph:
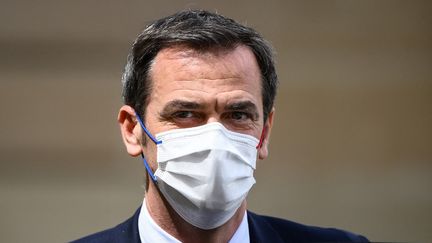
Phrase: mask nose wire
[{"left": 135, "top": 111, "right": 161, "bottom": 183}]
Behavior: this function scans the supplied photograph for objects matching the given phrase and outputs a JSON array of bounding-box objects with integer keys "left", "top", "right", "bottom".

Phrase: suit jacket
[{"left": 72, "top": 207, "right": 368, "bottom": 243}]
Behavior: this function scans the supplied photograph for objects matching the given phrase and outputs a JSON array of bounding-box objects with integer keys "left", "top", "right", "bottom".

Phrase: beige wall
[{"left": 1, "top": 1, "right": 431, "bottom": 242}]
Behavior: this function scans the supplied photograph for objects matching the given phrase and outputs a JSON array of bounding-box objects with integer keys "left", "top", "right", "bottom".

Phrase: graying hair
[{"left": 121, "top": 9, "right": 278, "bottom": 123}]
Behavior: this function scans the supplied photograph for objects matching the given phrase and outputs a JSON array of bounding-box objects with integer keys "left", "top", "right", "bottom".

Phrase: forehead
[{"left": 148, "top": 45, "right": 262, "bottom": 100}]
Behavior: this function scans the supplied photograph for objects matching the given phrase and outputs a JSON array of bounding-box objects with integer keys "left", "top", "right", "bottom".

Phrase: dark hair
[{"left": 122, "top": 9, "right": 278, "bottom": 122}]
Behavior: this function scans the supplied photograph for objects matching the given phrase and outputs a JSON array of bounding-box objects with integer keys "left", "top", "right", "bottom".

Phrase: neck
[{"left": 145, "top": 182, "right": 246, "bottom": 243}]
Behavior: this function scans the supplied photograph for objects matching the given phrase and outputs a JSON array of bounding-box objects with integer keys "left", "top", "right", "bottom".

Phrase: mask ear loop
[
  {"left": 135, "top": 111, "right": 161, "bottom": 183},
  {"left": 256, "top": 126, "right": 267, "bottom": 149},
  {"left": 135, "top": 112, "right": 162, "bottom": 145},
  {"left": 141, "top": 153, "right": 158, "bottom": 183}
]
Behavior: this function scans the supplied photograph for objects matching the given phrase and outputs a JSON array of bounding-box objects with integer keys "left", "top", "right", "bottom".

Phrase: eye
[
  {"left": 222, "top": 111, "right": 256, "bottom": 131},
  {"left": 230, "top": 111, "right": 250, "bottom": 121},
  {"left": 169, "top": 111, "right": 204, "bottom": 128},
  {"left": 172, "top": 111, "right": 194, "bottom": 119},
  {"left": 224, "top": 111, "right": 253, "bottom": 123}
]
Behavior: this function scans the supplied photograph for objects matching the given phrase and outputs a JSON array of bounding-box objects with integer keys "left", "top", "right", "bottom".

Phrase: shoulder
[
  {"left": 247, "top": 211, "right": 368, "bottom": 243},
  {"left": 70, "top": 208, "right": 141, "bottom": 243}
]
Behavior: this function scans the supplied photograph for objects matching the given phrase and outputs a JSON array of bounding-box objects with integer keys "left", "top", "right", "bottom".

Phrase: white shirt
[{"left": 138, "top": 198, "right": 250, "bottom": 243}]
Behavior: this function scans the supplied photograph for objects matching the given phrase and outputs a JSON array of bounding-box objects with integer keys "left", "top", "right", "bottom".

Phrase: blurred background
[{"left": 1, "top": 0, "right": 431, "bottom": 242}]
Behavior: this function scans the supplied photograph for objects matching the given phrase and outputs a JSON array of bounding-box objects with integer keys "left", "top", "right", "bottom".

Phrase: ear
[
  {"left": 258, "top": 107, "right": 275, "bottom": 160},
  {"left": 118, "top": 105, "right": 142, "bottom": 157}
]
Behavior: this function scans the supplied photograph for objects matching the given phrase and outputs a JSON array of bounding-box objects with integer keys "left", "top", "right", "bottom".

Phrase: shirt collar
[{"left": 138, "top": 198, "right": 250, "bottom": 243}]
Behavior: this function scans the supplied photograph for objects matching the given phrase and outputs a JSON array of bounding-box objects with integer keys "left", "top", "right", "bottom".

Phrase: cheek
[{"left": 142, "top": 141, "right": 159, "bottom": 168}]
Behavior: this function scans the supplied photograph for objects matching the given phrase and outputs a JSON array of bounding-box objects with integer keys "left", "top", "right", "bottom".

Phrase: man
[{"left": 73, "top": 10, "right": 368, "bottom": 243}]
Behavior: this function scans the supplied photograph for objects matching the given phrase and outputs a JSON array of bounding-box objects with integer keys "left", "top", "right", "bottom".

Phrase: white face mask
[{"left": 136, "top": 114, "right": 260, "bottom": 229}]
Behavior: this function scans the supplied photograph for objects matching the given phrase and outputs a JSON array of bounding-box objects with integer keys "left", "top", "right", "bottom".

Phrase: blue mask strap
[
  {"left": 135, "top": 111, "right": 161, "bottom": 183},
  {"left": 141, "top": 153, "right": 157, "bottom": 183},
  {"left": 135, "top": 112, "right": 162, "bottom": 145}
]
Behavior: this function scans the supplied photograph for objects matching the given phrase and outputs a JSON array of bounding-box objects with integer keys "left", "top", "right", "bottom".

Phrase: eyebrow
[
  {"left": 159, "top": 100, "right": 204, "bottom": 117},
  {"left": 225, "top": 101, "right": 260, "bottom": 120},
  {"left": 159, "top": 99, "right": 260, "bottom": 120}
]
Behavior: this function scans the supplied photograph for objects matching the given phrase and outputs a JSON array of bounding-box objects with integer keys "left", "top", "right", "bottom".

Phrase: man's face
[{"left": 121, "top": 44, "right": 273, "bottom": 172}]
